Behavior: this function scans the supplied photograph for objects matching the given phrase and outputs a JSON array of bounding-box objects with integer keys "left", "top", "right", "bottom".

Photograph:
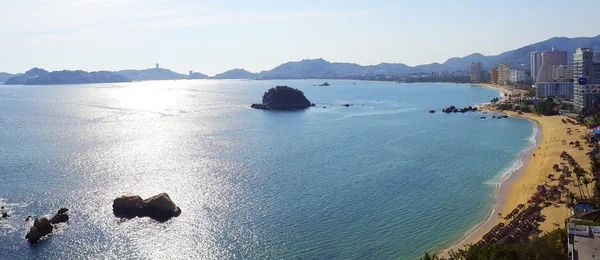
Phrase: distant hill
[
  {"left": 116, "top": 68, "right": 187, "bottom": 81},
  {"left": 212, "top": 69, "right": 256, "bottom": 79},
  {"left": 4, "top": 68, "right": 50, "bottom": 85},
  {"left": 0, "top": 72, "right": 14, "bottom": 83},
  {"left": 4, "top": 68, "right": 130, "bottom": 85},
  {"left": 440, "top": 35, "right": 600, "bottom": 69},
  {"left": 255, "top": 58, "right": 420, "bottom": 79},
  {"left": 189, "top": 72, "right": 209, "bottom": 79}
]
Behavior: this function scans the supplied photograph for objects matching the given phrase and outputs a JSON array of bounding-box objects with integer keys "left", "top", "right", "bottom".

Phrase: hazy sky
[{"left": 1, "top": 0, "right": 599, "bottom": 75}]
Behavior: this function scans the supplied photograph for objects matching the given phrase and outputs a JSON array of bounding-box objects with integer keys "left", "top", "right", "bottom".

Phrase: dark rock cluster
[
  {"left": 113, "top": 193, "right": 181, "bottom": 222},
  {"left": 441, "top": 106, "right": 479, "bottom": 113},
  {"left": 25, "top": 208, "right": 69, "bottom": 243}
]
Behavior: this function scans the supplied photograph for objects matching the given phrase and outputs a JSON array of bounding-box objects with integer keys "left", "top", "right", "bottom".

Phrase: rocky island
[{"left": 251, "top": 86, "right": 315, "bottom": 110}]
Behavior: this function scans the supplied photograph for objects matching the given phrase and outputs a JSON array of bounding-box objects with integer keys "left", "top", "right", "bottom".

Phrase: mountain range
[{"left": 2, "top": 34, "right": 600, "bottom": 84}]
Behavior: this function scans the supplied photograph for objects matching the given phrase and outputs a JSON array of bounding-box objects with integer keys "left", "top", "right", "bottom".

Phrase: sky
[{"left": 0, "top": 0, "right": 599, "bottom": 75}]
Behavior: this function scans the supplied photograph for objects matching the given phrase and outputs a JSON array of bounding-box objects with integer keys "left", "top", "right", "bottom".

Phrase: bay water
[{"left": 0, "top": 80, "right": 533, "bottom": 259}]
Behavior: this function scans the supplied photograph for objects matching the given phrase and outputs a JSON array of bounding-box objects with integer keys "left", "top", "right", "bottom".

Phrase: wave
[{"left": 441, "top": 118, "right": 540, "bottom": 255}]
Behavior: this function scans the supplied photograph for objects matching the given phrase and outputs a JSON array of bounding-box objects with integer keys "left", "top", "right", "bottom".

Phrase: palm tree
[
  {"left": 583, "top": 176, "right": 592, "bottom": 199},
  {"left": 421, "top": 252, "right": 439, "bottom": 260},
  {"left": 568, "top": 191, "right": 576, "bottom": 205},
  {"left": 591, "top": 158, "right": 600, "bottom": 177},
  {"left": 575, "top": 166, "right": 586, "bottom": 198}
]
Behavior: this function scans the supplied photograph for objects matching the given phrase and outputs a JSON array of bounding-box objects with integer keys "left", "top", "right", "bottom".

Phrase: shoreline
[
  {"left": 438, "top": 83, "right": 591, "bottom": 257},
  {"left": 438, "top": 115, "right": 542, "bottom": 256}
]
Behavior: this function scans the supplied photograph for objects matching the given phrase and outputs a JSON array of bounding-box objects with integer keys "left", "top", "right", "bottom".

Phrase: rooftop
[{"left": 568, "top": 223, "right": 600, "bottom": 260}]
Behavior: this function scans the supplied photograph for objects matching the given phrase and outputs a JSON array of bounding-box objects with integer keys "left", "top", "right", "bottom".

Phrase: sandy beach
[{"left": 439, "top": 93, "right": 592, "bottom": 256}]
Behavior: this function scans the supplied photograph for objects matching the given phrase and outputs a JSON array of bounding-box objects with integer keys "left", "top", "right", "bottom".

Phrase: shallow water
[{"left": 0, "top": 80, "right": 533, "bottom": 259}]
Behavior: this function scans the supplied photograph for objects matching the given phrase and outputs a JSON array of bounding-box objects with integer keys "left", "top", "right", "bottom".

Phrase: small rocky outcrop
[
  {"left": 342, "top": 104, "right": 350, "bottom": 107},
  {"left": 318, "top": 82, "right": 330, "bottom": 86},
  {"left": 113, "top": 193, "right": 181, "bottom": 222},
  {"left": 429, "top": 110, "right": 435, "bottom": 113},
  {"left": 251, "top": 86, "right": 313, "bottom": 110},
  {"left": 441, "top": 106, "right": 478, "bottom": 113},
  {"left": 25, "top": 208, "right": 69, "bottom": 244}
]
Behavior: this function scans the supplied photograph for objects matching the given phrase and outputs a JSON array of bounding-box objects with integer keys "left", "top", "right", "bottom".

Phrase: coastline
[
  {"left": 438, "top": 114, "right": 542, "bottom": 256},
  {"left": 438, "top": 85, "right": 592, "bottom": 257},
  {"left": 471, "top": 83, "right": 513, "bottom": 96}
]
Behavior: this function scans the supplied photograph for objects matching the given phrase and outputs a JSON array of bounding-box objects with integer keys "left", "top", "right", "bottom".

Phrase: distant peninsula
[
  {"left": 251, "top": 86, "right": 314, "bottom": 110},
  {"left": 4, "top": 68, "right": 131, "bottom": 85}
]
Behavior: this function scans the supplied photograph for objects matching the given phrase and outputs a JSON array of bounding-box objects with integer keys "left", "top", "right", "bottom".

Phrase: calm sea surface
[{"left": 0, "top": 80, "right": 533, "bottom": 259}]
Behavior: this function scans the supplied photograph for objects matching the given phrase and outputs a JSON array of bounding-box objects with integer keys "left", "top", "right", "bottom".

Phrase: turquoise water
[{"left": 0, "top": 80, "right": 533, "bottom": 259}]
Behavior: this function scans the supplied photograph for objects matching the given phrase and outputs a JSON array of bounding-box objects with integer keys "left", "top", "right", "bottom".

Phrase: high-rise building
[
  {"left": 536, "top": 47, "right": 568, "bottom": 83},
  {"left": 483, "top": 70, "right": 491, "bottom": 83},
  {"left": 498, "top": 62, "right": 510, "bottom": 84},
  {"left": 551, "top": 65, "right": 573, "bottom": 82},
  {"left": 536, "top": 82, "right": 574, "bottom": 99},
  {"left": 509, "top": 69, "right": 526, "bottom": 83},
  {"left": 573, "top": 48, "right": 594, "bottom": 81},
  {"left": 573, "top": 48, "right": 600, "bottom": 110},
  {"left": 490, "top": 68, "right": 498, "bottom": 83},
  {"left": 530, "top": 51, "right": 542, "bottom": 84},
  {"left": 470, "top": 62, "right": 482, "bottom": 82}
]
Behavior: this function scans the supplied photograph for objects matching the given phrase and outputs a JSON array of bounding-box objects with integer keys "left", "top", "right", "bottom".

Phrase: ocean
[{"left": 0, "top": 80, "right": 534, "bottom": 259}]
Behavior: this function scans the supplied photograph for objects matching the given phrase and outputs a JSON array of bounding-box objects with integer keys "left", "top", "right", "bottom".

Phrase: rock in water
[
  {"left": 26, "top": 218, "right": 53, "bottom": 243},
  {"left": 143, "top": 193, "right": 181, "bottom": 220},
  {"left": 251, "top": 86, "right": 312, "bottom": 110},
  {"left": 51, "top": 208, "right": 69, "bottom": 224},
  {"left": 429, "top": 110, "right": 435, "bottom": 113},
  {"left": 318, "top": 82, "right": 330, "bottom": 86},
  {"left": 24, "top": 208, "right": 70, "bottom": 243},
  {"left": 113, "top": 195, "right": 144, "bottom": 219},
  {"left": 113, "top": 193, "right": 181, "bottom": 221}
]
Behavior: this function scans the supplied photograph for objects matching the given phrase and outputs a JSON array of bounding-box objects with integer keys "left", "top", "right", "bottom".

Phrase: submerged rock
[
  {"left": 113, "top": 193, "right": 181, "bottom": 222},
  {"left": 251, "top": 86, "right": 312, "bottom": 110}
]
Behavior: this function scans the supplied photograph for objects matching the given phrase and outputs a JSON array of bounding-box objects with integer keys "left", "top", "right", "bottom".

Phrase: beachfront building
[
  {"left": 536, "top": 82, "right": 574, "bottom": 99},
  {"left": 567, "top": 223, "right": 600, "bottom": 260},
  {"left": 470, "top": 62, "right": 483, "bottom": 82},
  {"left": 490, "top": 68, "right": 498, "bottom": 83},
  {"left": 498, "top": 62, "right": 510, "bottom": 84},
  {"left": 509, "top": 69, "right": 526, "bottom": 84},
  {"left": 536, "top": 47, "right": 568, "bottom": 83},
  {"left": 573, "top": 48, "right": 600, "bottom": 111},
  {"left": 530, "top": 51, "right": 542, "bottom": 84},
  {"left": 551, "top": 65, "right": 573, "bottom": 82}
]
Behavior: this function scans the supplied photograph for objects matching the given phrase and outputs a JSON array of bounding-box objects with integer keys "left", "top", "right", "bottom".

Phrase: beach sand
[{"left": 439, "top": 109, "right": 592, "bottom": 257}]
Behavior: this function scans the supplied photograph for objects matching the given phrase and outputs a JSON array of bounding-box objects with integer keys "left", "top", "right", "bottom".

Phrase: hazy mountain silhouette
[
  {"left": 189, "top": 72, "right": 209, "bottom": 79},
  {"left": 4, "top": 68, "right": 50, "bottom": 84},
  {"left": 3, "top": 35, "right": 600, "bottom": 82},
  {"left": 117, "top": 68, "right": 188, "bottom": 81},
  {"left": 4, "top": 68, "right": 130, "bottom": 85},
  {"left": 0, "top": 72, "right": 13, "bottom": 83},
  {"left": 441, "top": 35, "right": 600, "bottom": 69},
  {"left": 212, "top": 69, "right": 256, "bottom": 79}
]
